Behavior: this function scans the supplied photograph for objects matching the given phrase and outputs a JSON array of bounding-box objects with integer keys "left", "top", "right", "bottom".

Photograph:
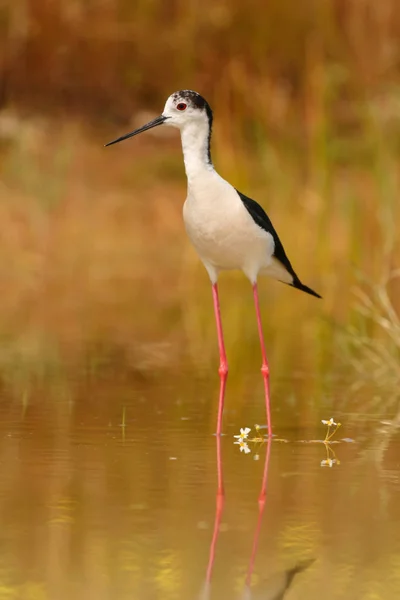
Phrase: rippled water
[{"left": 0, "top": 365, "right": 399, "bottom": 600}]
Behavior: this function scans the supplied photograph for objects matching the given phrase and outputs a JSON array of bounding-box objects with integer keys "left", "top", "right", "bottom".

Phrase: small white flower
[
  {"left": 234, "top": 427, "right": 251, "bottom": 441},
  {"left": 234, "top": 440, "right": 251, "bottom": 454},
  {"left": 320, "top": 458, "right": 336, "bottom": 468},
  {"left": 321, "top": 418, "right": 337, "bottom": 427}
]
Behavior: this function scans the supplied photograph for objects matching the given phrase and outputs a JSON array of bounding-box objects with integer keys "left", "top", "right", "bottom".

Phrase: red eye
[{"left": 177, "top": 102, "right": 187, "bottom": 111}]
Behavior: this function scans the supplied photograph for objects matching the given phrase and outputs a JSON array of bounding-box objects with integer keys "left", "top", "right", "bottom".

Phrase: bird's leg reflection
[
  {"left": 199, "top": 435, "right": 225, "bottom": 600},
  {"left": 243, "top": 440, "right": 315, "bottom": 599},
  {"left": 245, "top": 435, "right": 272, "bottom": 587},
  {"left": 211, "top": 283, "right": 228, "bottom": 435},
  {"left": 206, "top": 434, "right": 225, "bottom": 582}
]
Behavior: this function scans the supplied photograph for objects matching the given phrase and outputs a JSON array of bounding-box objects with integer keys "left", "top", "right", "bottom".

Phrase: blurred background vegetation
[
  {"left": 1, "top": 6, "right": 399, "bottom": 599},
  {"left": 0, "top": 0, "right": 399, "bottom": 396}
]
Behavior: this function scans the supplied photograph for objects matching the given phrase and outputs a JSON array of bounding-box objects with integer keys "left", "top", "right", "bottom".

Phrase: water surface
[{"left": 0, "top": 364, "right": 398, "bottom": 600}]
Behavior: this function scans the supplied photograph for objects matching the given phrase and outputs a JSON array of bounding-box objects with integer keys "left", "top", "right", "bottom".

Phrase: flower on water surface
[
  {"left": 322, "top": 417, "right": 341, "bottom": 443},
  {"left": 322, "top": 418, "right": 337, "bottom": 427},
  {"left": 234, "top": 440, "right": 251, "bottom": 454},
  {"left": 234, "top": 427, "right": 251, "bottom": 441},
  {"left": 321, "top": 458, "right": 337, "bottom": 468}
]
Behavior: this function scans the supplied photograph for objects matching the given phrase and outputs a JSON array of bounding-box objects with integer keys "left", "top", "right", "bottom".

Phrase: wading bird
[{"left": 106, "top": 90, "right": 321, "bottom": 435}]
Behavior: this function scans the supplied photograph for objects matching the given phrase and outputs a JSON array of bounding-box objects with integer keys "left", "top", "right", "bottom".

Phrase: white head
[
  {"left": 162, "top": 90, "right": 213, "bottom": 132},
  {"left": 105, "top": 90, "right": 213, "bottom": 164}
]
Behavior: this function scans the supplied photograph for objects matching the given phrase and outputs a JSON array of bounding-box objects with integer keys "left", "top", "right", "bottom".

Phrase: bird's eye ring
[{"left": 177, "top": 103, "right": 187, "bottom": 111}]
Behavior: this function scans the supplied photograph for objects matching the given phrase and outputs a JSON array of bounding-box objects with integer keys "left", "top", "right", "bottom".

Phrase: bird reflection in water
[
  {"left": 241, "top": 557, "right": 315, "bottom": 600},
  {"left": 200, "top": 428, "right": 314, "bottom": 599}
]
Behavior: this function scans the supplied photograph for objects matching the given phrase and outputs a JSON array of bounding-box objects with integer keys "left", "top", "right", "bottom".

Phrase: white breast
[{"left": 183, "top": 171, "right": 274, "bottom": 282}]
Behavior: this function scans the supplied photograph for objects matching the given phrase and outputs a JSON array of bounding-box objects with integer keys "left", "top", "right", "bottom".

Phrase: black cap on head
[{"left": 173, "top": 90, "right": 213, "bottom": 127}]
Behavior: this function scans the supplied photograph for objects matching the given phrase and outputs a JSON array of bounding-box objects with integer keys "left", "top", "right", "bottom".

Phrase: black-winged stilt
[{"left": 106, "top": 90, "right": 321, "bottom": 436}]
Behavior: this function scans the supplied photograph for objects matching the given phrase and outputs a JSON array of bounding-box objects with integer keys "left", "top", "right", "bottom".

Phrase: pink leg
[
  {"left": 252, "top": 282, "right": 272, "bottom": 436},
  {"left": 212, "top": 283, "right": 228, "bottom": 435}
]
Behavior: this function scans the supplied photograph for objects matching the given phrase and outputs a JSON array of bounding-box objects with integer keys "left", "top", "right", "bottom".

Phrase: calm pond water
[{"left": 0, "top": 365, "right": 398, "bottom": 600}]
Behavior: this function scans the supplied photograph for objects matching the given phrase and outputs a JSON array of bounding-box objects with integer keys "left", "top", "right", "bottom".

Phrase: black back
[{"left": 237, "top": 190, "right": 321, "bottom": 298}]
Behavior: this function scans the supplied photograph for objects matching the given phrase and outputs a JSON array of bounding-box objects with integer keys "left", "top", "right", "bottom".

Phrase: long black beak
[{"left": 105, "top": 115, "right": 168, "bottom": 147}]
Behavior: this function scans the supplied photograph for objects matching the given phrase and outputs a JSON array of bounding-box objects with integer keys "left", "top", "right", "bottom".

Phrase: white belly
[{"left": 183, "top": 175, "right": 274, "bottom": 281}]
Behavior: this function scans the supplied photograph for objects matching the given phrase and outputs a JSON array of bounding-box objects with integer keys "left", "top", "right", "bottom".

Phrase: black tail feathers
[{"left": 291, "top": 279, "right": 322, "bottom": 299}]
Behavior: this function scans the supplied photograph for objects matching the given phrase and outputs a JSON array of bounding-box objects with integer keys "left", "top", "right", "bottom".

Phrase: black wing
[{"left": 237, "top": 190, "right": 321, "bottom": 299}]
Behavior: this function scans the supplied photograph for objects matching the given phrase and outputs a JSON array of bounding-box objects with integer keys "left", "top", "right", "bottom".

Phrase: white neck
[{"left": 180, "top": 120, "right": 214, "bottom": 184}]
